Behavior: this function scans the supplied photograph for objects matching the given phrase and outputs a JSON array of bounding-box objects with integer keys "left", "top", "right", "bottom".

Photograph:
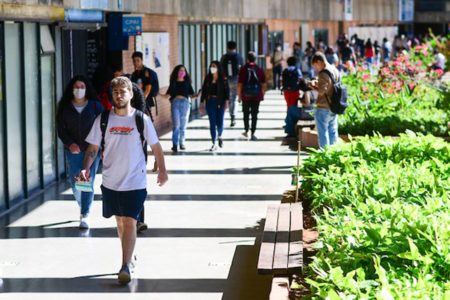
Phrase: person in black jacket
[
  {"left": 201, "top": 61, "right": 230, "bottom": 151},
  {"left": 56, "top": 75, "right": 103, "bottom": 229},
  {"left": 166, "top": 65, "right": 196, "bottom": 152}
]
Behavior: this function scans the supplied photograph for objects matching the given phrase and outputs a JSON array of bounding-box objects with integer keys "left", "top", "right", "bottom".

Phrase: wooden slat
[
  {"left": 288, "top": 203, "right": 303, "bottom": 272},
  {"left": 273, "top": 204, "right": 290, "bottom": 273},
  {"left": 257, "top": 205, "right": 279, "bottom": 274}
]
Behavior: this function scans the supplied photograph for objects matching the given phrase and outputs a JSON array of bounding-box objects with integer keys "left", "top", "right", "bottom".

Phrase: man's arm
[
  {"left": 237, "top": 83, "right": 243, "bottom": 102},
  {"left": 80, "top": 144, "right": 99, "bottom": 181},
  {"left": 150, "top": 142, "right": 168, "bottom": 186},
  {"left": 144, "top": 84, "right": 152, "bottom": 99}
]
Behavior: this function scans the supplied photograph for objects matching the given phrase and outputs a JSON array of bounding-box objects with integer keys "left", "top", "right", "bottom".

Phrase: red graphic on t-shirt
[{"left": 109, "top": 127, "right": 134, "bottom": 135}]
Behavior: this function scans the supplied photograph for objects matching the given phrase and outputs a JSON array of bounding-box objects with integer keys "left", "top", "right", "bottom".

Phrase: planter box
[{"left": 299, "top": 127, "right": 450, "bottom": 149}]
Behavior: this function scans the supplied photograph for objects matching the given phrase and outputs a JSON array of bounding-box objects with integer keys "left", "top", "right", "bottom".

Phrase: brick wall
[{"left": 122, "top": 14, "right": 179, "bottom": 137}]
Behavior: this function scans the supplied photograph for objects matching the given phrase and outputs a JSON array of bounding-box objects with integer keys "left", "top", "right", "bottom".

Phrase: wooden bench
[
  {"left": 258, "top": 202, "right": 303, "bottom": 276},
  {"left": 296, "top": 120, "right": 315, "bottom": 134}
]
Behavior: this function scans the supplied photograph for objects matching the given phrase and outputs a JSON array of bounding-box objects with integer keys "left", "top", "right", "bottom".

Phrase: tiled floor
[{"left": 0, "top": 91, "right": 307, "bottom": 299}]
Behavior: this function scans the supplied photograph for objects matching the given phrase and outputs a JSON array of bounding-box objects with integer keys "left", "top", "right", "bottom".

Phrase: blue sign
[{"left": 123, "top": 16, "right": 142, "bottom": 36}]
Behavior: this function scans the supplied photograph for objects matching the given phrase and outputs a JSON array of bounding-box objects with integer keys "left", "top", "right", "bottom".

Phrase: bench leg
[{"left": 269, "top": 277, "right": 290, "bottom": 300}]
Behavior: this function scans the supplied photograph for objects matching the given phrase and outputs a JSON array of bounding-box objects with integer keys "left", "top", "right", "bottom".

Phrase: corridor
[{"left": 0, "top": 91, "right": 302, "bottom": 300}]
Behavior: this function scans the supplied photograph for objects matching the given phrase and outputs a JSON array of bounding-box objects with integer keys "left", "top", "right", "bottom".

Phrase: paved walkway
[{"left": 0, "top": 91, "right": 304, "bottom": 300}]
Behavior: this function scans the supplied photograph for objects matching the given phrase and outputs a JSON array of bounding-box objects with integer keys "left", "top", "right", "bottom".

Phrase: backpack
[
  {"left": 100, "top": 110, "right": 148, "bottom": 162},
  {"left": 282, "top": 69, "right": 300, "bottom": 91},
  {"left": 243, "top": 66, "right": 261, "bottom": 97},
  {"left": 320, "top": 69, "right": 348, "bottom": 115},
  {"left": 223, "top": 53, "right": 239, "bottom": 78}
]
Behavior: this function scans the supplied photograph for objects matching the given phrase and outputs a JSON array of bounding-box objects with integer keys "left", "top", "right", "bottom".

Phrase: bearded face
[{"left": 112, "top": 86, "right": 133, "bottom": 109}]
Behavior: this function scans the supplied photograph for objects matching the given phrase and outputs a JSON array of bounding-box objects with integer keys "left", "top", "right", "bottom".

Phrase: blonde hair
[{"left": 111, "top": 76, "right": 132, "bottom": 91}]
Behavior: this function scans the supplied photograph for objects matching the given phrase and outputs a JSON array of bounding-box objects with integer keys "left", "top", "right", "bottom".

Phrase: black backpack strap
[
  {"left": 135, "top": 110, "right": 148, "bottom": 163},
  {"left": 100, "top": 110, "right": 110, "bottom": 152}
]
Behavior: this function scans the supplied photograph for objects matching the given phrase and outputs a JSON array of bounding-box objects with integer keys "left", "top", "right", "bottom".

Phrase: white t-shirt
[
  {"left": 436, "top": 53, "right": 446, "bottom": 69},
  {"left": 86, "top": 109, "right": 159, "bottom": 191}
]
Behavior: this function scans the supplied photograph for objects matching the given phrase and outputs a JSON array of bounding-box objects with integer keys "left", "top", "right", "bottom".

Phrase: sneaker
[
  {"left": 230, "top": 117, "right": 236, "bottom": 127},
  {"left": 118, "top": 263, "right": 134, "bottom": 285},
  {"left": 250, "top": 134, "right": 258, "bottom": 141},
  {"left": 242, "top": 131, "right": 249, "bottom": 138},
  {"left": 179, "top": 144, "right": 186, "bottom": 150},
  {"left": 171, "top": 145, "right": 178, "bottom": 153},
  {"left": 79, "top": 214, "right": 89, "bottom": 230},
  {"left": 136, "top": 221, "right": 148, "bottom": 233},
  {"left": 218, "top": 138, "right": 223, "bottom": 148},
  {"left": 209, "top": 144, "right": 218, "bottom": 152}
]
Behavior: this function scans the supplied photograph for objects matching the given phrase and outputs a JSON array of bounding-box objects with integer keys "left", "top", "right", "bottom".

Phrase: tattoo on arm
[{"left": 87, "top": 149, "right": 98, "bottom": 159}]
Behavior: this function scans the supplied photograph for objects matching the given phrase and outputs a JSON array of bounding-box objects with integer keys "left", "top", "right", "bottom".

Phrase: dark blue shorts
[{"left": 101, "top": 185, "right": 147, "bottom": 220}]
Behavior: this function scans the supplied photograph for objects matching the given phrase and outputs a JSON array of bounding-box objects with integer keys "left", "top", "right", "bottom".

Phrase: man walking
[
  {"left": 237, "top": 51, "right": 266, "bottom": 141},
  {"left": 131, "top": 51, "right": 160, "bottom": 120},
  {"left": 220, "top": 41, "right": 244, "bottom": 127},
  {"left": 80, "top": 76, "right": 168, "bottom": 285}
]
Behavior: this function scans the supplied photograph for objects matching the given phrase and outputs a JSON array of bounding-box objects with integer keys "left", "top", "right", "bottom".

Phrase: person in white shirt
[
  {"left": 79, "top": 76, "right": 168, "bottom": 285},
  {"left": 432, "top": 49, "right": 446, "bottom": 71}
]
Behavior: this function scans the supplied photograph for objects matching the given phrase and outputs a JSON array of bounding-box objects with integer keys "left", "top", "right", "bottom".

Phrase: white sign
[
  {"left": 136, "top": 32, "right": 171, "bottom": 88},
  {"left": 344, "top": 0, "right": 353, "bottom": 21}
]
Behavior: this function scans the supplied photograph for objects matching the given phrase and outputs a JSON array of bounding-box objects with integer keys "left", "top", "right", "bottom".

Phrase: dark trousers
[
  {"left": 242, "top": 100, "right": 260, "bottom": 134},
  {"left": 272, "top": 65, "right": 282, "bottom": 89},
  {"left": 206, "top": 97, "right": 225, "bottom": 143}
]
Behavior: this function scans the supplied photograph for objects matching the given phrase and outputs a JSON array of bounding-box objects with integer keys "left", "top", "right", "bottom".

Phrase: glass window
[
  {"left": 4, "top": 22, "right": 24, "bottom": 201},
  {"left": 40, "top": 25, "right": 55, "bottom": 54},
  {"left": 0, "top": 22, "right": 5, "bottom": 209},
  {"left": 24, "top": 23, "right": 41, "bottom": 193},
  {"left": 41, "top": 55, "right": 56, "bottom": 184}
]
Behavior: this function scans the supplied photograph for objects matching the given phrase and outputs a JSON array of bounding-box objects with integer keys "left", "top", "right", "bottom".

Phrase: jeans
[
  {"left": 315, "top": 108, "right": 338, "bottom": 148},
  {"left": 242, "top": 100, "right": 260, "bottom": 134},
  {"left": 206, "top": 97, "right": 225, "bottom": 143},
  {"left": 65, "top": 150, "right": 100, "bottom": 215},
  {"left": 285, "top": 106, "right": 314, "bottom": 137},
  {"left": 171, "top": 97, "right": 190, "bottom": 146},
  {"left": 272, "top": 65, "right": 282, "bottom": 89},
  {"left": 228, "top": 78, "right": 238, "bottom": 119}
]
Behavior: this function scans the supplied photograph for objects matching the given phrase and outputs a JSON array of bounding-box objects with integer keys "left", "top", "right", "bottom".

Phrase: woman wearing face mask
[
  {"left": 200, "top": 61, "right": 230, "bottom": 151},
  {"left": 166, "top": 65, "right": 196, "bottom": 152},
  {"left": 56, "top": 75, "right": 103, "bottom": 229}
]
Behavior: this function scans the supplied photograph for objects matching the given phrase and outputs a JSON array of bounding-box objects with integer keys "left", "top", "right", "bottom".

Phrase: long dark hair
[
  {"left": 169, "top": 64, "right": 192, "bottom": 84},
  {"left": 205, "top": 61, "right": 225, "bottom": 83},
  {"left": 57, "top": 75, "right": 98, "bottom": 118}
]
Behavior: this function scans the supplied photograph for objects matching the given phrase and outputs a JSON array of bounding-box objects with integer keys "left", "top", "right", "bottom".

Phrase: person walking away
[
  {"left": 308, "top": 52, "right": 340, "bottom": 148},
  {"left": 281, "top": 56, "right": 303, "bottom": 110},
  {"left": 131, "top": 51, "right": 160, "bottom": 121},
  {"left": 364, "top": 39, "right": 375, "bottom": 73},
  {"left": 80, "top": 76, "right": 168, "bottom": 285},
  {"left": 220, "top": 41, "right": 244, "bottom": 127},
  {"left": 201, "top": 61, "right": 230, "bottom": 151},
  {"left": 56, "top": 75, "right": 103, "bottom": 229},
  {"left": 271, "top": 43, "right": 284, "bottom": 90},
  {"left": 166, "top": 65, "right": 196, "bottom": 152},
  {"left": 237, "top": 51, "right": 266, "bottom": 141}
]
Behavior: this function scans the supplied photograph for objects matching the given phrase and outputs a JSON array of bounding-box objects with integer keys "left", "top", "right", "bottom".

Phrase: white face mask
[
  {"left": 277, "top": 47, "right": 282, "bottom": 51},
  {"left": 210, "top": 67, "right": 218, "bottom": 74},
  {"left": 73, "top": 88, "right": 86, "bottom": 99}
]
